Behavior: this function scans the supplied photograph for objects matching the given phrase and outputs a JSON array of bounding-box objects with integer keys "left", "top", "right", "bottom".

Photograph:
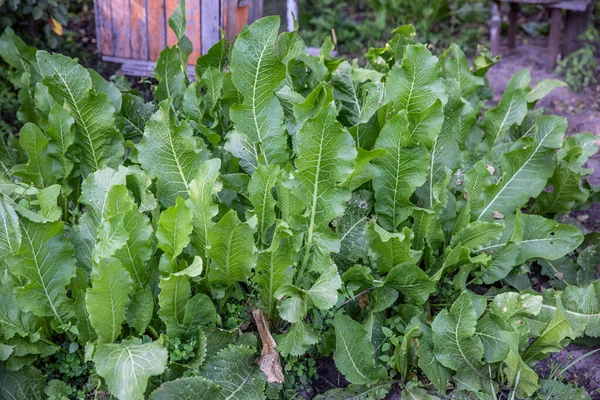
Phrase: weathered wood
[
  {"left": 97, "top": 0, "right": 115, "bottom": 56},
  {"left": 508, "top": 2, "right": 519, "bottom": 49},
  {"left": 148, "top": 0, "right": 167, "bottom": 60},
  {"left": 547, "top": 7, "right": 562, "bottom": 72},
  {"left": 490, "top": 0, "right": 501, "bottom": 56},
  {"left": 130, "top": 0, "right": 149, "bottom": 59},
  {"left": 249, "top": 0, "right": 264, "bottom": 23},
  {"left": 201, "top": 0, "right": 222, "bottom": 52},
  {"left": 107, "top": 56, "right": 196, "bottom": 79},
  {"left": 166, "top": 0, "right": 179, "bottom": 46},
  {"left": 235, "top": 3, "right": 249, "bottom": 34},
  {"left": 187, "top": 0, "right": 202, "bottom": 62},
  {"left": 562, "top": 1, "right": 593, "bottom": 56},
  {"left": 112, "top": 0, "right": 132, "bottom": 57}
]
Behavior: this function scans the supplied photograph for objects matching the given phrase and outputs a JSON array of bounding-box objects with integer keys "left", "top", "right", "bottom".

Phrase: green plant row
[{"left": 0, "top": 1, "right": 599, "bottom": 399}]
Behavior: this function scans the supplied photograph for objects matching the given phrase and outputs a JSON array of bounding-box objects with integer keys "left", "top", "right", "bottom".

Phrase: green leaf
[
  {"left": 200, "top": 345, "right": 266, "bottom": 400},
  {"left": 127, "top": 289, "right": 154, "bottom": 335},
  {"left": 490, "top": 292, "right": 542, "bottom": 326},
  {"left": 86, "top": 258, "right": 133, "bottom": 343},
  {"left": 150, "top": 376, "right": 221, "bottom": 399},
  {"left": 248, "top": 165, "right": 280, "bottom": 246},
  {"left": 482, "top": 70, "right": 529, "bottom": 147},
  {"left": 116, "top": 94, "right": 154, "bottom": 142},
  {"left": 187, "top": 159, "right": 221, "bottom": 263},
  {"left": 482, "top": 214, "right": 583, "bottom": 283},
  {"left": 254, "top": 221, "right": 294, "bottom": 319},
  {"left": 556, "top": 281, "right": 600, "bottom": 337},
  {"left": 522, "top": 306, "right": 572, "bottom": 364},
  {"left": 277, "top": 321, "right": 319, "bottom": 357},
  {"left": 71, "top": 166, "right": 129, "bottom": 273},
  {"left": 537, "top": 379, "right": 591, "bottom": 400},
  {"left": 0, "top": 365, "right": 45, "bottom": 400},
  {"left": 307, "top": 265, "right": 341, "bottom": 310},
  {"left": 419, "top": 79, "right": 473, "bottom": 210},
  {"left": 7, "top": 219, "right": 75, "bottom": 326},
  {"left": 373, "top": 112, "right": 428, "bottom": 230},
  {"left": 334, "top": 190, "right": 373, "bottom": 266},
  {"left": 313, "top": 381, "right": 393, "bottom": 400},
  {"left": 366, "top": 223, "right": 420, "bottom": 273},
  {"left": 478, "top": 116, "right": 566, "bottom": 220},
  {"left": 333, "top": 314, "right": 388, "bottom": 385},
  {"left": 385, "top": 263, "right": 435, "bottom": 305},
  {"left": 137, "top": 100, "right": 208, "bottom": 207},
  {"left": 450, "top": 221, "right": 503, "bottom": 251},
  {"left": 500, "top": 331, "right": 539, "bottom": 397},
  {"left": 385, "top": 44, "right": 446, "bottom": 120},
  {"left": 94, "top": 338, "right": 168, "bottom": 400},
  {"left": 525, "top": 79, "right": 567, "bottom": 104},
  {"left": 0, "top": 199, "right": 21, "bottom": 262},
  {"left": 156, "top": 197, "right": 193, "bottom": 260},
  {"left": 432, "top": 291, "right": 484, "bottom": 391},
  {"left": 441, "top": 44, "right": 484, "bottom": 98},
  {"left": 154, "top": 46, "right": 189, "bottom": 111},
  {"left": 227, "top": 16, "right": 288, "bottom": 171},
  {"left": 207, "top": 210, "right": 257, "bottom": 288},
  {"left": 286, "top": 103, "right": 356, "bottom": 275},
  {"left": 395, "top": 324, "right": 420, "bottom": 379},
  {"left": 475, "top": 313, "right": 510, "bottom": 363},
  {"left": 37, "top": 51, "right": 124, "bottom": 175},
  {"left": 13, "top": 123, "right": 55, "bottom": 187}
]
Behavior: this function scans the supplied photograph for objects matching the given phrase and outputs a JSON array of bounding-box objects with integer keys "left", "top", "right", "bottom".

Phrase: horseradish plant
[{"left": 0, "top": 1, "right": 599, "bottom": 398}]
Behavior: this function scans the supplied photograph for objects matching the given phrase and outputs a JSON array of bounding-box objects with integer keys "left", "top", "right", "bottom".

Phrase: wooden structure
[
  {"left": 94, "top": 0, "right": 263, "bottom": 76},
  {"left": 490, "top": 0, "right": 594, "bottom": 72}
]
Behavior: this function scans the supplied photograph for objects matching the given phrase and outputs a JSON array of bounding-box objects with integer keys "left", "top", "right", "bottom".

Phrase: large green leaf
[
  {"left": 207, "top": 210, "right": 257, "bottom": 288},
  {"left": 86, "top": 258, "right": 133, "bottom": 343},
  {"left": 313, "top": 382, "right": 393, "bottom": 400},
  {"left": 481, "top": 213, "right": 583, "bottom": 283},
  {"left": 441, "top": 44, "right": 484, "bottom": 99},
  {"left": 0, "top": 199, "right": 21, "bottom": 263},
  {"left": 200, "top": 345, "right": 266, "bottom": 400},
  {"left": 227, "top": 16, "right": 288, "bottom": 171},
  {"left": 0, "top": 365, "right": 45, "bottom": 400},
  {"left": 46, "top": 104, "right": 75, "bottom": 180},
  {"left": 432, "top": 291, "right": 485, "bottom": 391},
  {"left": 37, "top": 51, "right": 124, "bottom": 175},
  {"left": 385, "top": 44, "right": 446, "bottom": 119},
  {"left": 150, "top": 376, "right": 221, "bottom": 399},
  {"left": 94, "top": 338, "right": 168, "bottom": 400},
  {"left": 365, "top": 223, "right": 420, "bottom": 273},
  {"left": 254, "top": 222, "right": 294, "bottom": 318},
  {"left": 71, "top": 166, "right": 129, "bottom": 273},
  {"left": 373, "top": 112, "right": 427, "bottom": 230},
  {"left": 137, "top": 100, "right": 208, "bottom": 207},
  {"left": 248, "top": 165, "right": 280, "bottom": 246},
  {"left": 286, "top": 103, "right": 356, "bottom": 277},
  {"left": 482, "top": 70, "right": 529, "bottom": 147},
  {"left": 13, "top": 123, "right": 55, "bottom": 187},
  {"left": 333, "top": 314, "right": 388, "bottom": 385},
  {"left": 187, "top": 159, "right": 221, "bottom": 263},
  {"left": 478, "top": 116, "right": 567, "bottom": 220},
  {"left": 156, "top": 197, "right": 193, "bottom": 261},
  {"left": 7, "top": 219, "right": 76, "bottom": 326}
]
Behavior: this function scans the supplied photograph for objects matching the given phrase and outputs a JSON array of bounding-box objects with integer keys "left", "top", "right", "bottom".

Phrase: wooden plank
[
  {"left": 508, "top": 2, "right": 519, "bottom": 49},
  {"left": 547, "top": 7, "right": 562, "bottom": 72},
  {"left": 112, "top": 0, "right": 132, "bottom": 58},
  {"left": 224, "top": 0, "right": 236, "bottom": 40},
  {"left": 187, "top": 0, "right": 202, "bottom": 63},
  {"left": 97, "top": 0, "right": 114, "bottom": 56},
  {"left": 148, "top": 0, "right": 167, "bottom": 60},
  {"left": 248, "top": 0, "right": 263, "bottom": 23},
  {"left": 130, "top": 0, "right": 149, "bottom": 60},
  {"left": 105, "top": 56, "right": 196, "bottom": 79},
  {"left": 201, "top": 0, "right": 221, "bottom": 53},
  {"left": 166, "top": 0, "right": 178, "bottom": 46},
  {"left": 235, "top": 3, "right": 249, "bottom": 34}
]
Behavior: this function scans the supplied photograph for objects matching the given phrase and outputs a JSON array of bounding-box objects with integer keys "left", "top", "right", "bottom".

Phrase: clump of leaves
[
  {"left": 0, "top": 1, "right": 598, "bottom": 399},
  {"left": 556, "top": 27, "right": 600, "bottom": 92}
]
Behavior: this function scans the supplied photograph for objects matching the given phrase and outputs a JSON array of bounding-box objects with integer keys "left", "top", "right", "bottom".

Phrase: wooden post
[
  {"left": 562, "top": 1, "right": 593, "bottom": 57},
  {"left": 490, "top": 0, "right": 501, "bottom": 56},
  {"left": 547, "top": 7, "right": 562, "bottom": 72},
  {"left": 508, "top": 2, "right": 519, "bottom": 49}
]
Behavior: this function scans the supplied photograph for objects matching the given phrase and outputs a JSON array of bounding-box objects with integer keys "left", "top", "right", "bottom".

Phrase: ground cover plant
[{"left": 0, "top": 1, "right": 599, "bottom": 398}]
